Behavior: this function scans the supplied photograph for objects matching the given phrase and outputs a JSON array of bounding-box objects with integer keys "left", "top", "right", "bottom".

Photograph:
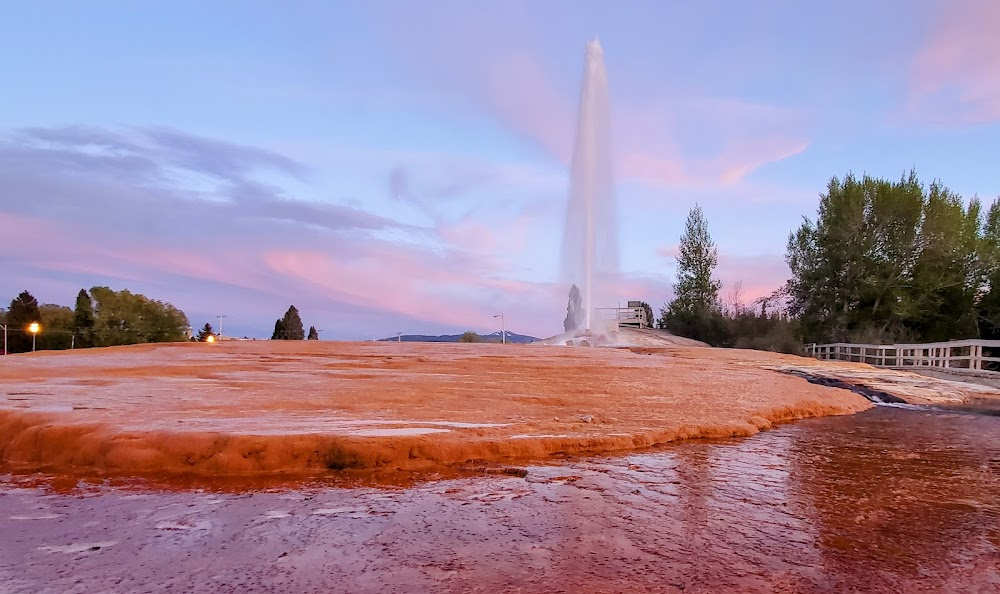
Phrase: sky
[{"left": 2, "top": 0, "right": 999, "bottom": 340}]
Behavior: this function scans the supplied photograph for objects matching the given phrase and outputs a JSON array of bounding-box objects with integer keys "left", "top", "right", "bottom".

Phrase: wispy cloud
[
  {"left": 656, "top": 245, "right": 788, "bottom": 303},
  {"left": 0, "top": 125, "right": 572, "bottom": 338},
  {"left": 379, "top": 5, "right": 808, "bottom": 188},
  {"left": 908, "top": 0, "right": 1000, "bottom": 125}
]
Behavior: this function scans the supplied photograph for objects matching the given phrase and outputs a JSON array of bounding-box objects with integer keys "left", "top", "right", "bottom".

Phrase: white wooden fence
[{"left": 806, "top": 339, "right": 1000, "bottom": 372}]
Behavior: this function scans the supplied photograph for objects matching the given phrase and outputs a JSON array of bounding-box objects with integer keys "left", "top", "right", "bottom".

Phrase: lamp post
[
  {"left": 217, "top": 314, "right": 228, "bottom": 340},
  {"left": 1, "top": 324, "right": 6, "bottom": 355},
  {"left": 28, "top": 322, "right": 40, "bottom": 352},
  {"left": 397, "top": 331, "right": 402, "bottom": 343},
  {"left": 494, "top": 313, "right": 505, "bottom": 344}
]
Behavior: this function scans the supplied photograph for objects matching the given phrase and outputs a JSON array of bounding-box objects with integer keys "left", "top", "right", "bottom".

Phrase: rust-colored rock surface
[{"left": 0, "top": 341, "right": 871, "bottom": 477}]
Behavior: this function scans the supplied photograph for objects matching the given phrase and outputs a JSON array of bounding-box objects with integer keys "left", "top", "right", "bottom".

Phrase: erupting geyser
[{"left": 561, "top": 38, "right": 619, "bottom": 332}]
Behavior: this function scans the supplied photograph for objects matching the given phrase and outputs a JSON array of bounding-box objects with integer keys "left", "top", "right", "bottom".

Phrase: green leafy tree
[
  {"left": 307, "top": 326, "right": 319, "bottom": 340},
  {"left": 89, "top": 287, "right": 189, "bottom": 346},
  {"left": 660, "top": 205, "right": 724, "bottom": 343},
  {"left": 6, "top": 290, "right": 42, "bottom": 353},
  {"left": 900, "top": 185, "right": 981, "bottom": 341},
  {"left": 977, "top": 198, "right": 1000, "bottom": 338},
  {"left": 73, "top": 289, "right": 95, "bottom": 348},
  {"left": 271, "top": 318, "right": 286, "bottom": 340},
  {"left": 281, "top": 306, "right": 305, "bottom": 340},
  {"left": 459, "top": 330, "right": 481, "bottom": 343},
  {"left": 787, "top": 171, "right": 987, "bottom": 343},
  {"left": 37, "top": 304, "right": 74, "bottom": 350},
  {"left": 197, "top": 323, "right": 214, "bottom": 342}
]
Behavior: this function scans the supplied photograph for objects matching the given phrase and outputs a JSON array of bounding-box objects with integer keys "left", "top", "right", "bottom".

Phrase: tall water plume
[{"left": 561, "top": 38, "right": 619, "bottom": 331}]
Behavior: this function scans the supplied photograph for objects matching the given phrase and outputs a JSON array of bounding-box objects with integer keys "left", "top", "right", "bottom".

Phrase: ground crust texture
[{"left": 0, "top": 341, "right": 879, "bottom": 477}]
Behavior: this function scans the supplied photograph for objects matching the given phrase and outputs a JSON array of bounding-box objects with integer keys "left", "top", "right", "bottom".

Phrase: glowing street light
[
  {"left": 28, "top": 322, "right": 40, "bottom": 352},
  {"left": 206, "top": 335, "right": 216, "bottom": 344}
]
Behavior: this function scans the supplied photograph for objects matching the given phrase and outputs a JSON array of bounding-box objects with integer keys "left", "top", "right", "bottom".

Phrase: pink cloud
[
  {"left": 8, "top": 207, "right": 568, "bottom": 337},
  {"left": 616, "top": 97, "right": 808, "bottom": 187},
  {"left": 656, "top": 244, "right": 680, "bottom": 259},
  {"left": 486, "top": 52, "right": 574, "bottom": 161},
  {"left": 715, "top": 253, "right": 789, "bottom": 302},
  {"left": 909, "top": 0, "right": 1000, "bottom": 125},
  {"left": 380, "top": 8, "right": 808, "bottom": 188},
  {"left": 656, "top": 243, "right": 789, "bottom": 304},
  {"left": 263, "top": 247, "right": 562, "bottom": 333},
  {"left": 480, "top": 62, "right": 809, "bottom": 186}
]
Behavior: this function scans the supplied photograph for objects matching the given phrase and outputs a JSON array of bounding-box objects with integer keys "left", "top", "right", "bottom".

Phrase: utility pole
[
  {"left": 217, "top": 315, "right": 228, "bottom": 340},
  {"left": 494, "top": 313, "right": 505, "bottom": 344},
  {"left": 1, "top": 324, "right": 6, "bottom": 356},
  {"left": 397, "top": 331, "right": 402, "bottom": 343}
]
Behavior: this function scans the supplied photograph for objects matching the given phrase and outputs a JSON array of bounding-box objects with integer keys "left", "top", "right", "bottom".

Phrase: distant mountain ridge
[{"left": 378, "top": 330, "right": 538, "bottom": 344}]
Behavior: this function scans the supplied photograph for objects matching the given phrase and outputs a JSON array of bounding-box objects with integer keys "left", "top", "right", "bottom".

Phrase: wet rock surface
[
  {"left": 0, "top": 342, "right": 870, "bottom": 476},
  {"left": 2, "top": 406, "right": 998, "bottom": 593}
]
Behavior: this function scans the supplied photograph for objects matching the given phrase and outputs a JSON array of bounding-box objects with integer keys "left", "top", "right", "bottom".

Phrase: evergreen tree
[
  {"left": 307, "top": 326, "right": 319, "bottom": 340},
  {"left": 281, "top": 305, "right": 305, "bottom": 340},
  {"left": 196, "top": 323, "right": 214, "bottom": 342},
  {"left": 563, "top": 284, "right": 584, "bottom": 331},
  {"left": 72, "top": 289, "right": 95, "bottom": 348},
  {"left": 271, "top": 318, "right": 286, "bottom": 340},
  {"left": 6, "top": 290, "right": 42, "bottom": 353},
  {"left": 660, "top": 205, "right": 723, "bottom": 343}
]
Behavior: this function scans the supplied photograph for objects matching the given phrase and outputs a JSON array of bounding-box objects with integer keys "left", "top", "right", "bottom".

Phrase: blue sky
[{"left": 2, "top": 0, "right": 998, "bottom": 339}]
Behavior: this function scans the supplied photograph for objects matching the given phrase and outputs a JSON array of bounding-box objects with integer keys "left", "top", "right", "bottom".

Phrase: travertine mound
[
  {"left": 0, "top": 341, "right": 869, "bottom": 477},
  {"left": 536, "top": 326, "right": 709, "bottom": 347}
]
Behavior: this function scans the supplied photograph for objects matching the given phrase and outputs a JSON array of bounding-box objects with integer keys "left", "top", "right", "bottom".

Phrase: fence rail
[{"left": 806, "top": 339, "right": 1000, "bottom": 372}]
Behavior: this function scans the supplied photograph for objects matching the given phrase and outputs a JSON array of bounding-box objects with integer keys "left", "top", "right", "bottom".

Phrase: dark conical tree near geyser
[
  {"left": 6, "top": 290, "right": 42, "bottom": 353},
  {"left": 197, "top": 323, "right": 214, "bottom": 342},
  {"left": 281, "top": 305, "right": 305, "bottom": 340},
  {"left": 271, "top": 318, "right": 287, "bottom": 340},
  {"left": 73, "top": 289, "right": 95, "bottom": 348}
]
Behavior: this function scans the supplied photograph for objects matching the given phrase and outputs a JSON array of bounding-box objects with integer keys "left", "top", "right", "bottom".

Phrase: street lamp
[
  {"left": 28, "top": 322, "right": 41, "bottom": 352},
  {"left": 494, "top": 313, "right": 505, "bottom": 344},
  {"left": 206, "top": 334, "right": 216, "bottom": 344}
]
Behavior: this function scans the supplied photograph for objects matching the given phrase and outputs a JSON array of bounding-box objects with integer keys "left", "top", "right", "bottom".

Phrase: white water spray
[{"left": 561, "top": 38, "right": 619, "bottom": 332}]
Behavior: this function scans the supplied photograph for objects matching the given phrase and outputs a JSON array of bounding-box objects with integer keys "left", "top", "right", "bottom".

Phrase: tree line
[
  {"left": 269, "top": 305, "right": 319, "bottom": 341},
  {"left": 1, "top": 287, "right": 189, "bottom": 353},
  {"left": 657, "top": 170, "right": 1000, "bottom": 352},
  {"left": 3, "top": 290, "right": 326, "bottom": 353},
  {"left": 192, "top": 305, "right": 320, "bottom": 343}
]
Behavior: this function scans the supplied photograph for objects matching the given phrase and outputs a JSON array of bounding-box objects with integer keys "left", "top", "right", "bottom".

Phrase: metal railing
[{"left": 805, "top": 339, "right": 1000, "bottom": 372}]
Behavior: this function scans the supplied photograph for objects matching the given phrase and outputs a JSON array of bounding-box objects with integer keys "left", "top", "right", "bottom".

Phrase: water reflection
[
  {"left": 2, "top": 407, "right": 998, "bottom": 593},
  {"left": 786, "top": 408, "right": 1000, "bottom": 590}
]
